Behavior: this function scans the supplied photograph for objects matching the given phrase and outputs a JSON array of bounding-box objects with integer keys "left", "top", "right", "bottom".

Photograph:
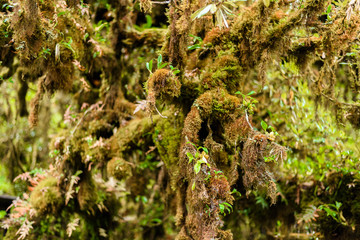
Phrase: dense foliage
[{"left": 1, "top": 0, "right": 360, "bottom": 239}]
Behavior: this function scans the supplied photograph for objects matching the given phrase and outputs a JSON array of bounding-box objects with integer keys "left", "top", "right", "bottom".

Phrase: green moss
[
  {"left": 112, "top": 116, "right": 158, "bottom": 152},
  {"left": 107, "top": 157, "right": 132, "bottom": 181},
  {"left": 210, "top": 55, "right": 242, "bottom": 93},
  {"left": 4, "top": 225, "right": 19, "bottom": 240},
  {"left": 153, "top": 109, "right": 183, "bottom": 168},
  {"left": 29, "top": 177, "right": 63, "bottom": 214}
]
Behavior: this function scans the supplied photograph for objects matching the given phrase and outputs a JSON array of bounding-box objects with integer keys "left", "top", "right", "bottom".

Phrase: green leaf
[
  {"left": 194, "top": 162, "right": 201, "bottom": 174},
  {"left": 335, "top": 201, "right": 342, "bottom": 210},
  {"left": 145, "top": 14, "right": 152, "bottom": 28},
  {"left": 157, "top": 54, "right": 163, "bottom": 69},
  {"left": 202, "top": 147, "right": 209, "bottom": 154},
  {"left": 235, "top": 91, "right": 244, "bottom": 96},
  {"left": 188, "top": 44, "right": 201, "bottom": 50},
  {"left": 261, "top": 120, "right": 268, "bottom": 131},
  {"left": 159, "top": 63, "right": 168, "bottom": 69},
  {"left": 192, "top": 182, "right": 196, "bottom": 191},
  {"left": 0, "top": 210, "right": 6, "bottom": 219},
  {"left": 172, "top": 69, "right": 180, "bottom": 75},
  {"left": 263, "top": 0, "right": 270, "bottom": 7},
  {"left": 146, "top": 60, "right": 153, "bottom": 73},
  {"left": 223, "top": 202, "right": 233, "bottom": 211},
  {"left": 219, "top": 203, "right": 225, "bottom": 212},
  {"left": 84, "top": 33, "right": 89, "bottom": 41},
  {"left": 247, "top": 91, "right": 256, "bottom": 96},
  {"left": 186, "top": 141, "right": 197, "bottom": 148},
  {"left": 187, "top": 152, "right": 194, "bottom": 163}
]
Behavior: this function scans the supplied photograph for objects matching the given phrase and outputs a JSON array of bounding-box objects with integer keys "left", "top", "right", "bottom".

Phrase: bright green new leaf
[
  {"left": 146, "top": 59, "right": 153, "bottom": 73},
  {"left": 261, "top": 120, "right": 268, "bottom": 131},
  {"left": 157, "top": 54, "right": 162, "bottom": 69},
  {"left": 187, "top": 152, "right": 194, "bottom": 163},
  {"left": 194, "top": 162, "right": 201, "bottom": 174}
]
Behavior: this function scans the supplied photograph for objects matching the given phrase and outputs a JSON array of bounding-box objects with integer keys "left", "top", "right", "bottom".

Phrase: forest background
[{"left": 1, "top": 0, "right": 360, "bottom": 239}]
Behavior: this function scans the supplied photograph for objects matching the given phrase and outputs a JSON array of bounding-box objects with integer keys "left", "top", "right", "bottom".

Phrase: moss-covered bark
[{"left": 2, "top": 0, "right": 360, "bottom": 239}]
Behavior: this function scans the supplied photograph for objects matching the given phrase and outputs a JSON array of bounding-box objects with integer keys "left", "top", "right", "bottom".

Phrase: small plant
[
  {"left": 94, "top": 20, "right": 110, "bottom": 43},
  {"left": 255, "top": 194, "right": 269, "bottom": 209},
  {"left": 296, "top": 205, "right": 320, "bottom": 224},
  {"left": 146, "top": 54, "right": 179, "bottom": 76},
  {"left": 146, "top": 59, "right": 153, "bottom": 74},
  {"left": 156, "top": 54, "right": 168, "bottom": 69},
  {"left": 219, "top": 201, "right": 233, "bottom": 216},
  {"left": 235, "top": 90, "right": 258, "bottom": 114},
  {"left": 38, "top": 47, "right": 51, "bottom": 59},
  {"left": 260, "top": 120, "right": 279, "bottom": 142},
  {"left": 319, "top": 201, "right": 348, "bottom": 226},
  {"left": 188, "top": 34, "right": 203, "bottom": 50},
  {"left": 60, "top": 37, "right": 78, "bottom": 59},
  {"left": 191, "top": 0, "right": 245, "bottom": 28},
  {"left": 186, "top": 142, "right": 210, "bottom": 174},
  {"left": 231, "top": 188, "right": 241, "bottom": 197},
  {"left": 134, "top": 14, "right": 153, "bottom": 31},
  {"left": 186, "top": 142, "right": 211, "bottom": 191}
]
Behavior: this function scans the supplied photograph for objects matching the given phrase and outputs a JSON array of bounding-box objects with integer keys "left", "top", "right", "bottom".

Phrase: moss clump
[
  {"left": 210, "top": 55, "right": 242, "bottom": 93},
  {"left": 107, "top": 157, "right": 132, "bottom": 181},
  {"left": 29, "top": 177, "right": 62, "bottom": 214},
  {"left": 182, "top": 107, "right": 202, "bottom": 143},
  {"left": 203, "top": 27, "right": 230, "bottom": 45},
  {"left": 194, "top": 89, "right": 241, "bottom": 120},
  {"left": 77, "top": 177, "right": 98, "bottom": 213},
  {"left": 147, "top": 69, "right": 181, "bottom": 107}
]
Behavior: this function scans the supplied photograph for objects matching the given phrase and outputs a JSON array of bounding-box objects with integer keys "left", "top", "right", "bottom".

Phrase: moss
[
  {"left": 203, "top": 27, "right": 230, "bottom": 46},
  {"left": 153, "top": 109, "right": 183, "bottom": 188},
  {"left": 182, "top": 107, "right": 202, "bottom": 143},
  {"left": 195, "top": 89, "right": 241, "bottom": 120},
  {"left": 111, "top": 116, "right": 158, "bottom": 153},
  {"left": 4, "top": 225, "right": 19, "bottom": 240},
  {"left": 147, "top": 69, "right": 181, "bottom": 108},
  {"left": 210, "top": 55, "right": 242, "bottom": 93},
  {"left": 107, "top": 157, "right": 132, "bottom": 181},
  {"left": 29, "top": 177, "right": 63, "bottom": 214},
  {"left": 88, "top": 118, "right": 113, "bottom": 139},
  {"left": 224, "top": 116, "right": 252, "bottom": 148},
  {"left": 77, "top": 177, "right": 98, "bottom": 213}
]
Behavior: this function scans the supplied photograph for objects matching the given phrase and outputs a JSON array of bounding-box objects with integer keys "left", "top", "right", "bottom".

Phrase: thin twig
[
  {"left": 321, "top": 92, "right": 360, "bottom": 107},
  {"left": 154, "top": 105, "right": 168, "bottom": 119}
]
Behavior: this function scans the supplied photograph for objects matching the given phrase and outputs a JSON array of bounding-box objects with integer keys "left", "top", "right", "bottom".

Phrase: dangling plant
[{"left": 191, "top": 0, "right": 245, "bottom": 28}]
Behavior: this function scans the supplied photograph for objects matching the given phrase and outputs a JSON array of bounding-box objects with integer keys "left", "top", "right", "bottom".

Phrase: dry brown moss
[
  {"left": 241, "top": 131, "right": 287, "bottom": 204},
  {"left": 147, "top": 69, "right": 181, "bottom": 108}
]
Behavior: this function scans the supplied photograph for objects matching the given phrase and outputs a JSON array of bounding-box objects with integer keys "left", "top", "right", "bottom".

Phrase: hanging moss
[
  {"left": 147, "top": 68, "right": 181, "bottom": 108},
  {"left": 153, "top": 108, "right": 183, "bottom": 188},
  {"left": 77, "top": 176, "right": 98, "bottom": 213}
]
